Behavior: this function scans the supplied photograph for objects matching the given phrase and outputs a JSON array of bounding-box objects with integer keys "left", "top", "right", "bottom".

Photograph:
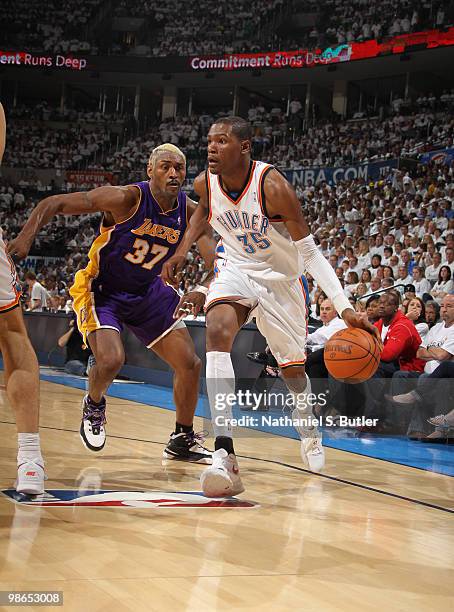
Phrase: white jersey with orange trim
[
  {"left": 207, "top": 160, "right": 303, "bottom": 281},
  {"left": 0, "top": 227, "right": 21, "bottom": 312}
]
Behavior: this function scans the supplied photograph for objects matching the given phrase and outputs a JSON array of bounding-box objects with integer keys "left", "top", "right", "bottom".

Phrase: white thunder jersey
[
  {"left": 0, "top": 227, "right": 21, "bottom": 311},
  {"left": 207, "top": 160, "right": 302, "bottom": 281}
]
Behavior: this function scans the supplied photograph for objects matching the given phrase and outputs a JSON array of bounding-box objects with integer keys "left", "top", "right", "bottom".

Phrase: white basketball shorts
[
  {"left": 0, "top": 229, "right": 21, "bottom": 313},
  {"left": 205, "top": 257, "right": 308, "bottom": 367}
]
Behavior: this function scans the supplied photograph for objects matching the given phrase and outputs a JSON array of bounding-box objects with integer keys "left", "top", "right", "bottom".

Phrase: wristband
[{"left": 194, "top": 285, "right": 209, "bottom": 296}]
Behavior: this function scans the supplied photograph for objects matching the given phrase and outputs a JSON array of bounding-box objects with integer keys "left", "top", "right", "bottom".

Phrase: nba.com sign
[{"left": 284, "top": 159, "right": 398, "bottom": 186}]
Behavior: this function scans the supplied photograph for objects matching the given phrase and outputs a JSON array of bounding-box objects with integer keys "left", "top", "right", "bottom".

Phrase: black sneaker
[
  {"left": 247, "top": 351, "right": 278, "bottom": 368},
  {"left": 80, "top": 394, "right": 107, "bottom": 452},
  {"left": 162, "top": 431, "right": 212, "bottom": 464}
]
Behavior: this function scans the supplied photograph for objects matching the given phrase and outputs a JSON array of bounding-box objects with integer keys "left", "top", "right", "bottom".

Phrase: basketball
[{"left": 324, "top": 328, "right": 381, "bottom": 384}]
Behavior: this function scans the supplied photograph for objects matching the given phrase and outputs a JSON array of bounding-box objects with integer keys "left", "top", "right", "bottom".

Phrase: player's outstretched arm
[
  {"left": 161, "top": 171, "right": 211, "bottom": 284},
  {"left": 264, "top": 169, "right": 381, "bottom": 341},
  {"left": 7, "top": 186, "right": 138, "bottom": 260},
  {"left": 171, "top": 199, "right": 217, "bottom": 318},
  {"left": 0, "top": 102, "right": 6, "bottom": 164}
]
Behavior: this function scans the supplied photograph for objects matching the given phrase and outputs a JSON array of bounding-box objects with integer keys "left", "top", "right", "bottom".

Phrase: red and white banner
[{"left": 189, "top": 27, "right": 454, "bottom": 71}]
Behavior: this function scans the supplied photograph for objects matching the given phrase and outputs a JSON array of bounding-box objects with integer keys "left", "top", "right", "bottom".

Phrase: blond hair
[{"left": 148, "top": 143, "right": 186, "bottom": 168}]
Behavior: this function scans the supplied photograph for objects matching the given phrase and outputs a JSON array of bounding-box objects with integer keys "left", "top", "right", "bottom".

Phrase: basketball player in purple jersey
[
  {"left": 0, "top": 102, "right": 46, "bottom": 493},
  {"left": 8, "top": 144, "right": 215, "bottom": 462}
]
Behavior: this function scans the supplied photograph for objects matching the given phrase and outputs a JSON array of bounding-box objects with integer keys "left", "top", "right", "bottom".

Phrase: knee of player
[
  {"left": 175, "top": 352, "right": 201, "bottom": 374},
  {"left": 97, "top": 352, "right": 124, "bottom": 375},
  {"left": 189, "top": 354, "right": 202, "bottom": 374},
  {"left": 206, "top": 323, "right": 234, "bottom": 350},
  {"left": 193, "top": 354, "right": 202, "bottom": 372}
]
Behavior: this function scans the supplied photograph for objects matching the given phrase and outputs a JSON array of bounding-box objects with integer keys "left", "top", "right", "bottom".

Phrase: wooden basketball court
[{"left": 1, "top": 377, "right": 453, "bottom": 611}]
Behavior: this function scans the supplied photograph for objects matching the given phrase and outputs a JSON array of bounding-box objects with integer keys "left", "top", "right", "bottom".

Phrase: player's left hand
[
  {"left": 342, "top": 308, "right": 382, "bottom": 347},
  {"left": 161, "top": 254, "right": 187, "bottom": 286},
  {"left": 6, "top": 233, "right": 34, "bottom": 261},
  {"left": 173, "top": 290, "right": 207, "bottom": 319}
]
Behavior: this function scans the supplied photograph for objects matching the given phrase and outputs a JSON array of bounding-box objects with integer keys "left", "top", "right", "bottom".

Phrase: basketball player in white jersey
[
  {"left": 162, "top": 116, "right": 379, "bottom": 497},
  {"left": 0, "top": 102, "right": 45, "bottom": 493}
]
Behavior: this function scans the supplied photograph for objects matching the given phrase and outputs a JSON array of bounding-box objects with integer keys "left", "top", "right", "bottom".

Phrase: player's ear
[
  {"left": 146, "top": 164, "right": 153, "bottom": 179},
  {"left": 240, "top": 140, "right": 251, "bottom": 155}
]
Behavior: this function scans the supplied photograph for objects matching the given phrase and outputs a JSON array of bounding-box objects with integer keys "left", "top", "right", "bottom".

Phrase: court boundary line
[{"left": 0, "top": 418, "right": 452, "bottom": 514}]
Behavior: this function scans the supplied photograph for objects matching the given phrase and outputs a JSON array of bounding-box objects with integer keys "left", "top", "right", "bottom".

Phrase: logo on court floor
[{"left": 1, "top": 489, "right": 258, "bottom": 508}]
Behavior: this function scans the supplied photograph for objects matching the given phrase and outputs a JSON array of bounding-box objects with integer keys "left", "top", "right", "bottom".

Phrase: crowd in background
[
  {"left": 284, "top": 0, "right": 454, "bottom": 50},
  {"left": 1, "top": 0, "right": 101, "bottom": 54},
  {"left": 115, "top": 0, "right": 288, "bottom": 56},
  {"left": 4, "top": 92, "right": 453, "bottom": 181},
  {"left": 2, "top": 0, "right": 453, "bottom": 58},
  {"left": 2, "top": 155, "right": 453, "bottom": 314},
  {"left": 8, "top": 103, "right": 130, "bottom": 125},
  {"left": 2, "top": 123, "right": 112, "bottom": 170}
]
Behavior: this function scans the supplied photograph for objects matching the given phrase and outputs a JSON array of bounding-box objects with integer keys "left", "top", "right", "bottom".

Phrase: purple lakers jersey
[{"left": 84, "top": 181, "right": 187, "bottom": 295}]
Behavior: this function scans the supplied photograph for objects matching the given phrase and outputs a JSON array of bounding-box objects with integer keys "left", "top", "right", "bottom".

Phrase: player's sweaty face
[
  {"left": 207, "top": 124, "right": 241, "bottom": 174},
  {"left": 150, "top": 154, "right": 186, "bottom": 194}
]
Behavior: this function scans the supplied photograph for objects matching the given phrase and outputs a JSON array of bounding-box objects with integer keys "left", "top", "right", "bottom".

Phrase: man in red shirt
[
  {"left": 362, "top": 291, "right": 424, "bottom": 424},
  {"left": 374, "top": 292, "right": 425, "bottom": 373}
]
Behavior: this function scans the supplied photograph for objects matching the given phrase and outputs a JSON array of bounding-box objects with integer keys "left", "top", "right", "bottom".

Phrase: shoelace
[
  {"left": 308, "top": 439, "right": 323, "bottom": 454},
  {"left": 18, "top": 458, "right": 44, "bottom": 470},
  {"left": 187, "top": 430, "right": 209, "bottom": 446},
  {"left": 84, "top": 405, "right": 106, "bottom": 428}
]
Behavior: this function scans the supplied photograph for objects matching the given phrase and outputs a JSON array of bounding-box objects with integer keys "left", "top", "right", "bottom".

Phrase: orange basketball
[{"left": 323, "top": 328, "right": 381, "bottom": 384}]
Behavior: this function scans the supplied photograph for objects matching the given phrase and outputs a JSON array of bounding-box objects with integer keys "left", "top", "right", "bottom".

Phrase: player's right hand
[
  {"left": 6, "top": 234, "right": 34, "bottom": 261},
  {"left": 173, "top": 290, "right": 206, "bottom": 319},
  {"left": 342, "top": 308, "right": 383, "bottom": 348},
  {"left": 161, "top": 254, "right": 186, "bottom": 286}
]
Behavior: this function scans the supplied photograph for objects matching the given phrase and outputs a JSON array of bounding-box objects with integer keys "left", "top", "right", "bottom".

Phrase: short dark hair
[
  {"left": 25, "top": 271, "right": 36, "bottom": 280},
  {"left": 388, "top": 290, "right": 401, "bottom": 306},
  {"left": 366, "top": 295, "right": 380, "bottom": 308},
  {"left": 212, "top": 116, "right": 252, "bottom": 141}
]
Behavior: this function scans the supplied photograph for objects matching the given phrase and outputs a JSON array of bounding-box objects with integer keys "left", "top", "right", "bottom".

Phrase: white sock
[
  {"left": 206, "top": 351, "right": 235, "bottom": 439},
  {"left": 17, "top": 433, "right": 43, "bottom": 466},
  {"left": 288, "top": 374, "right": 317, "bottom": 432}
]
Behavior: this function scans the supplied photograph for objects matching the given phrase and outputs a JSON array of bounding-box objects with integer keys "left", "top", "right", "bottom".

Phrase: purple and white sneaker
[{"left": 80, "top": 395, "right": 106, "bottom": 452}]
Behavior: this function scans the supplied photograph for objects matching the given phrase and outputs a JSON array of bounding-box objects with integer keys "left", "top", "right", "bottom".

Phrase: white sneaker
[
  {"left": 292, "top": 408, "right": 325, "bottom": 472},
  {"left": 80, "top": 395, "right": 106, "bottom": 452},
  {"left": 16, "top": 459, "right": 45, "bottom": 495},
  {"left": 200, "top": 449, "right": 245, "bottom": 497},
  {"left": 300, "top": 434, "right": 325, "bottom": 472},
  {"left": 428, "top": 412, "right": 454, "bottom": 430}
]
